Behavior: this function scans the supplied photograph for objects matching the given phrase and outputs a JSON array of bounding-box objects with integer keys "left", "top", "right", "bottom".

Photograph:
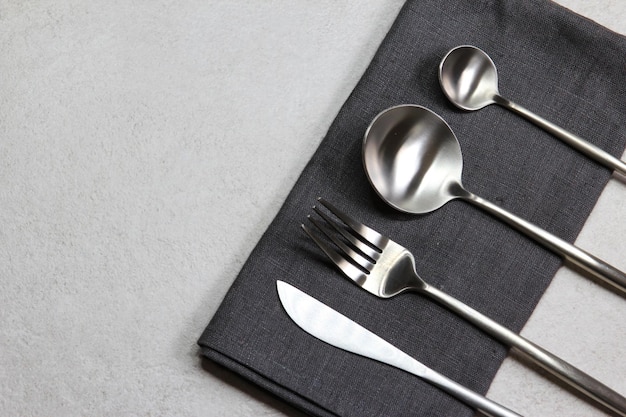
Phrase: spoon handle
[
  {"left": 422, "top": 284, "right": 626, "bottom": 417},
  {"left": 464, "top": 192, "right": 626, "bottom": 295},
  {"left": 494, "top": 95, "right": 626, "bottom": 176}
]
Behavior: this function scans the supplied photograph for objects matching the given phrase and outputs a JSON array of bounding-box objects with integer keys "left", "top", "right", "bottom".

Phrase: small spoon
[
  {"left": 439, "top": 45, "right": 626, "bottom": 177},
  {"left": 362, "top": 104, "right": 626, "bottom": 294}
]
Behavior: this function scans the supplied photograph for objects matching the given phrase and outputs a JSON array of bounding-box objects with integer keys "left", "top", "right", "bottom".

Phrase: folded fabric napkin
[{"left": 199, "top": 1, "right": 626, "bottom": 415}]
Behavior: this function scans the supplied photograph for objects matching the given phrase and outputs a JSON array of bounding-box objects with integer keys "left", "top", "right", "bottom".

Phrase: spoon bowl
[
  {"left": 363, "top": 105, "right": 464, "bottom": 213},
  {"left": 439, "top": 45, "right": 499, "bottom": 111},
  {"left": 362, "top": 104, "right": 626, "bottom": 294}
]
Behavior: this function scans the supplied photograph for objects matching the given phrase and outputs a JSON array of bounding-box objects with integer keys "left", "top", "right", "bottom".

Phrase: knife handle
[
  {"left": 415, "top": 366, "right": 522, "bottom": 417},
  {"left": 425, "top": 285, "right": 626, "bottom": 417}
]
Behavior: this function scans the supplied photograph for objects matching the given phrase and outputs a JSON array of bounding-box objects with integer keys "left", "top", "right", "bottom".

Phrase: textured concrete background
[{"left": 1, "top": 1, "right": 624, "bottom": 416}]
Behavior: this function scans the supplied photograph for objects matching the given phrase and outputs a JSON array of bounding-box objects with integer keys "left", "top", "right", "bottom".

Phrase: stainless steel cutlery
[
  {"left": 277, "top": 44, "right": 625, "bottom": 416},
  {"left": 277, "top": 280, "right": 523, "bottom": 417},
  {"left": 362, "top": 104, "right": 626, "bottom": 294},
  {"left": 301, "top": 198, "right": 626, "bottom": 416},
  {"left": 439, "top": 45, "right": 626, "bottom": 176}
]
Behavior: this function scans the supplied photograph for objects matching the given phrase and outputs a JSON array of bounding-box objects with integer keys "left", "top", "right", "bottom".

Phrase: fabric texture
[{"left": 198, "top": 1, "right": 626, "bottom": 416}]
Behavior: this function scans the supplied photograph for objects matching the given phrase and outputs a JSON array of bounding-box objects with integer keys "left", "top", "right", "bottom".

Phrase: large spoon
[
  {"left": 439, "top": 45, "right": 626, "bottom": 177},
  {"left": 362, "top": 104, "right": 626, "bottom": 294}
]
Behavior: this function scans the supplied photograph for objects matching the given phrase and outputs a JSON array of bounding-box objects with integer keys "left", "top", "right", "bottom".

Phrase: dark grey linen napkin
[{"left": 199, "top": 1, "right": 626, "bottom": 416}]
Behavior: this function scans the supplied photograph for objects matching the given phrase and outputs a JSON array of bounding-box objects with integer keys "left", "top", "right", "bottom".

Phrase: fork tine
[
  {"left": 312, "top": 206, "right": 380, "bottom": 262},
  {"left": 307, "top": 215, "right": 375, "bottom": 272},
  {"left": 317, "top": 198, "right": 389, "bottom": 250},
  {"left": 301, "top": 223, "right": 368, "bottom": 283}
]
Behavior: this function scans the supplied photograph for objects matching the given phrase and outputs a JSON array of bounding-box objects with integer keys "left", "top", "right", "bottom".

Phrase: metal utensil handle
[
  {"left": 495, "top": 95, "right": 626, "bottom": 176},
  {"left": 424, "top": 285, "right": 626, "bottom": 417},
  {"left": 465, "top": 192, "right": 626, "bottom": 295},
  {"left": 420, "top": 367, "right": 522, "bottom": 417}
]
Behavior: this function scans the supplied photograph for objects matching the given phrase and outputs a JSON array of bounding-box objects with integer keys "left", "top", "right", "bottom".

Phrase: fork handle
[{"left": 423, "top": 284, "right": 626, "bottom": 417}]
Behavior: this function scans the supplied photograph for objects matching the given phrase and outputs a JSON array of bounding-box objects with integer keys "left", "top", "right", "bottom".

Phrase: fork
[{"left": 302, "top": 198, "right": 626, "bottom": 417}]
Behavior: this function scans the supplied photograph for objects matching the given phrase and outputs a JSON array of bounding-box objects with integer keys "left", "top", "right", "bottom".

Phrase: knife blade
[{"left": 276, "top": 280, "right": 522, "bottom": 417}]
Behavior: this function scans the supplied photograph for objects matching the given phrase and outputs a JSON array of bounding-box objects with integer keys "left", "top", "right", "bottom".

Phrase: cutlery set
[{"left": 276, "top": 46, "right": 626, "bottom": 416}]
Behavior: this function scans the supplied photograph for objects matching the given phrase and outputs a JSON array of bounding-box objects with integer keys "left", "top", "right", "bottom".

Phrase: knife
[{"left": 276, "top": 280, "right": 522, "bottom": 417}]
